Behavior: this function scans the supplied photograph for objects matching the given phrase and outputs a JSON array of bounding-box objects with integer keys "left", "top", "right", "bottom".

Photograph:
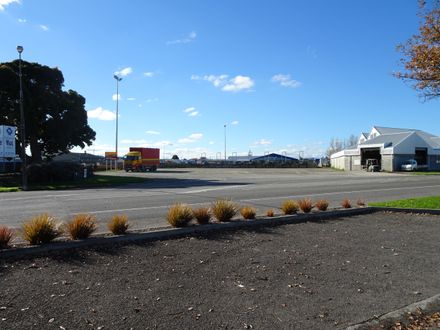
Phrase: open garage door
[{"left": 360, "top": 147, "right": 381, "bottom": 170}]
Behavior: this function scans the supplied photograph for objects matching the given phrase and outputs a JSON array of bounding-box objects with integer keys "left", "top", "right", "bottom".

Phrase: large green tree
[
  {"left": 395, "top": 0, "right": 440, "bottom": 100},
  {"left": 0, "top": 60, "right": 95, "bottom": 163}
]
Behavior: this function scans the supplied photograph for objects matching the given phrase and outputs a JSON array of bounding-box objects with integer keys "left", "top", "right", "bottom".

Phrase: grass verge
[{"left": 370, "top": 196, "right": 440, "bottom": 209}]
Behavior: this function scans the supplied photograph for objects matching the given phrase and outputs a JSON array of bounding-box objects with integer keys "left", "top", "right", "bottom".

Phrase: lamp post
[
  {"left": 224, "top": 124, "right": 227, "bottom": 161},
  {"left": 17, "top": 45, "right": 27, "bottom": 191},
  {"left": 113, "top": 75, "right": 122, "bottom": 158}
]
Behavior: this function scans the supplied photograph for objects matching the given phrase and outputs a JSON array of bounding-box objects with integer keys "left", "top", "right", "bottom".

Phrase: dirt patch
[{"left": 0, "top": 212, "right": 439, "bottom": 329}]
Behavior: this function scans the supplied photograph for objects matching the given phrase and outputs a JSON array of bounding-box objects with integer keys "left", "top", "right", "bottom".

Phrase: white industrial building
[{"left": 330, "top": 126, "right": 440, "bottom": 172}]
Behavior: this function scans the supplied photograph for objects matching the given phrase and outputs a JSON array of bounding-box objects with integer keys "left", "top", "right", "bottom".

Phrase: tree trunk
[{"left": 29, "top": 135, "right": 42, "bottom": 163}]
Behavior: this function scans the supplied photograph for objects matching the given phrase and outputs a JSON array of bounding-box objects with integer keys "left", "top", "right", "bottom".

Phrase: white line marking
[{"left": 181, "top": 185, "right": 244, "bottom": 194}]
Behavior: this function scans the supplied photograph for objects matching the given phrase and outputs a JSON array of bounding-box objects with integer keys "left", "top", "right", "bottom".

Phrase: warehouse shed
[{"left": 330, "top": 126, "right": 440, "bottom": 172}]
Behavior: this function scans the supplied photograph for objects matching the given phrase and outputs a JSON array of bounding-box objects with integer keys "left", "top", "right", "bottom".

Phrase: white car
[{"left": 401, "top": 159, "right": 418, "bottom": 171}]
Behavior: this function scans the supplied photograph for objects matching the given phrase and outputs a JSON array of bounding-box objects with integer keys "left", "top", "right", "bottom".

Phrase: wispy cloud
[
  {"left": 167, "top": 31, "right": 197, "bottom": 45},
  {"left": 251, "top": 139, "right": 272, "bottom": 147},
  {"left": 39, "top": 24, "right": 49, "bottom": 32},
  {"left": 127, "top": 97, "right": 136, "bottom": 101},
  {"left": 188, "top": 111, "right": 199, "bottom": 117},
  {"left": 121, "top": 139, "right": 148, "bottom": 144},
  {"left": 18, "top": 18, "right": 26, "bottom": 23},
  {"left": 209, "top": 141, "right": 215, "bottom": 145},
  {"left": 183, "top": 107, "right": 199, "bottom": 117},
  {"left": 271, "top": 74, "right": 301, "bottom": 88},
  {"left": 183, "top": 107, "right": 196, "bottom": 113},
  {"left": 143, "top": 72, "right": 155, "bottom": 77},
  {"left": 87, "top": 107, "right": 116, "bottom": 121},
  {"left": 112, "top": 94, "right": 121, "bottom": 101},
  {"left": 146, "top": 130, "right": 160, "bottom": 135},
  {"left": 115, "top": 67, "right": 133, "bottom": 77},
  {"left": 146, "top": 98, "right": 159, "bottom": 103},
  {"left": 231, "top": 120, "right": 239, "bottom": 125},
  {"left": 178, "top": 133, "right": 203, "bottom": 144},
  {"left": 0, "top": 0, "right": 19, "bottom": 11},
  {"left": 191, "top": 74, "right": 254, "bottom": 92}
]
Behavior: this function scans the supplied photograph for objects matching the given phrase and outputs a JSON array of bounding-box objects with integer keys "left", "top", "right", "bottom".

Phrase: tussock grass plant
[
  {"left": 281, "top": 200, "right": 299, "bottom": 215},
  {"left": 167, "top": 203, "right": 194, "bottom": 227},
  {"left": 211, "top": 199, "right": 237, "bottom": 222},
  {"left": 266, "top": 209, "right": 275, "bottom": 217},
  {"left": 0, "top": 226, "right": 14, "bottom": 249},
  {"left": 315, "top": 200, "right": 329, "bottom": 211},
  {"left": 356, "top": 198, "right": 366, "bottom": 207},
  {"left": 298, "top": 198, "right": 313, "bottom": 213},
  {"left": 67, "top": 214, "right": 97, "bottom": 240},
  {"left": 22, "top": 214, "right": 62, "bottom": 245},
  {"left": 240, "top": 206, "right": 256, "bottom": 220},
  {"left": 193, "top": 207, "right": 211, "bottom": 225},
  {"left": 108, "top": 215, "right": 129, "bottom": 235},
  {"left": 341, "top": 198, "right": 352, "bottom": 209}
]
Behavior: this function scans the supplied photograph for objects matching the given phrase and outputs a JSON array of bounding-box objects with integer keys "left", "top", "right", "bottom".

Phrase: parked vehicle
[
  {"left": 401, "top": 159, "right": 427, "bottom": 171},
  {"left": 123, "top": 147, "right": 160, "bottom": 172},
  {"left": 365, "top": 159, "right": 380, "bottom": 172}
]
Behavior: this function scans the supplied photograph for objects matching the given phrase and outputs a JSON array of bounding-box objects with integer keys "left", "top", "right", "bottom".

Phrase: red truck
[{"left": 123, "top": 147, "right": 160, "bottom": 172}]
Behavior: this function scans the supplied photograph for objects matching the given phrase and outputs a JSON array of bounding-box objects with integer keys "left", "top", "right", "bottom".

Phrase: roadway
[{"left": 1, "top": 168, "right": 440, "bottom": 232}]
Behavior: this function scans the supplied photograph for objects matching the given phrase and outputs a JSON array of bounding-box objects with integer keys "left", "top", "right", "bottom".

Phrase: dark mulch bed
[{"left": 1, "top": 212, "right": 440, "bottom": 329}]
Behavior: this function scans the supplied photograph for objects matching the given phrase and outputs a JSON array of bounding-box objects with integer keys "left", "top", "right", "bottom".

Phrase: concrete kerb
[
  {"left": 1, "top": 206, "right": 439, "bottom": 259},
  {"left": 346, "top": 293, "right": 440, "bottom": 330},
  {"left": 0, "top": 207, "right": 375, "bottom": 259}
]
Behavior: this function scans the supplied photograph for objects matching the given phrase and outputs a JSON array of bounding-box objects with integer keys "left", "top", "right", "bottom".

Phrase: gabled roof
[
  {"left": 373, "top": 126, "right": 420, "bottom": 135},
  {"left": 360, "top": 132, "right": 412, "bottom": 148}
]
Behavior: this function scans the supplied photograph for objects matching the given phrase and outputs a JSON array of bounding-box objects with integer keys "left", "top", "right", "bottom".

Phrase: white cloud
[
  {"left": 146, "top": 130, "right": 160, "bottom": 135},
  {"left": 167, "top": 31, "right": 197, "bottom": 45},
  {"left": 112, "top": 94, "right": 121, "bottom": 101},
  {"left": 146, "top": 98, "right": 159, "bottom": 103},
  {"left": 115, "top": 67, "right": 132, "bottom": 77},
  {"left": 188, "top": 111, "right": 199, "bottom": 117},
  {"left": 178, "top": 133, "right": 203, "bottom": 144},
  {"left": 121, "top": 139, "right": 148, "bottom": 144},
  {"left": 18, "top": 18, "right": 26, "bottom": 23},
  {"left": 251, "top": 139, "right": 272, "bottom": 146},
  {"left": 0, "top": 0, "right": 19, "bottom": 11},
  {"left": 183, "top": 107, "right": 196, "bottom": 113},
  {"left": 209, "top": 141, "right": 215, "bottom": 145},
  {"left": 231, "top": 120, "right": 239, "bottom": 125},
  {"left": 191, "top": 74, "right": 254, "bottom": 92},
  {"left": 39, "top": 24, "right": 49, "bottom": 31},
  {"left": 271, "top": 74, "right": 301, "bottom": 88},
  {"left": 87, "top": 107, "right": 116, "bottom": 121},
  {"left": 143, "top": 72, "right": 155, "bottom": 77},
  {"left": 127, "top": 97, "right": 136, "bottom": 101}
]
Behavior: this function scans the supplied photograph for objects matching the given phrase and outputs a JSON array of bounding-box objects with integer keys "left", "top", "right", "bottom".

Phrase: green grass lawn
[
  {"left": 0, "top": 173, "right": 147, "bottom": 192},
  {"left": 370, "top": 196, "right": 440, "bottom": 209},
  {"left": 412, "top": 171, "right": 440, "bottom": 175}
]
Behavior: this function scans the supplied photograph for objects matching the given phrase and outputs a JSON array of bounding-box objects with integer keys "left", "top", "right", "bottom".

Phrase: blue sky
[{"left": 1, "top": 0, "right": 439, "bottom": 159}]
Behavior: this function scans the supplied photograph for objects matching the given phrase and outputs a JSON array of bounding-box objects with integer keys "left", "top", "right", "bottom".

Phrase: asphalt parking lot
[
  {"left": 1, "top": 168, "right": 440, "bottom": 233},
  {"left": 1, "top": 211, "right": 439, "bottom": 329}
]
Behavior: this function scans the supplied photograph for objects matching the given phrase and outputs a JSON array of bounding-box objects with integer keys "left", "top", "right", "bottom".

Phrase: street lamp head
[
  {"left": 113, "top": 75, "right": 122, "bottom": 81},
  {"left": 17, "top": 45, "right": 24, "bottom": 54}
]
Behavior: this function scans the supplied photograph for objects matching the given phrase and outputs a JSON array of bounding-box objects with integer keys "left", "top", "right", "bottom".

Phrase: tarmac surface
[
  {"left": 1, "top": 211, "right": 439, "bottom": 329},
  {"left": 1, "top": 168, "right": 440, "bottom": 233}
]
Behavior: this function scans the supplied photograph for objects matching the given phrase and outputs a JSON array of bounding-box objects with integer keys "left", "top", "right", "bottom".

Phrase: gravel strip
[{"left": 0, "top": 212, "right": 439, "bottom": 329}]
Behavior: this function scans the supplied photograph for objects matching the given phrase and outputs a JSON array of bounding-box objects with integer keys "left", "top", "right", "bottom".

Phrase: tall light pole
[
  {"left": 113, "top": 75, "right": 122, "bottom": 158},
  {"left": 17, "top": 45, "right": 27, "bottom": 191},
  {"left": 224, "top": 124, "right": 227, "bottom": 161}
]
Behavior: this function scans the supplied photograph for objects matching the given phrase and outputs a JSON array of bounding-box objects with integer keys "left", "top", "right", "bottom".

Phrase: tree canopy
[
  {"left": 0, "top": 60, "right": 95, "bottom": 163},
  {"left": 395, "top": 0, "right": 440, "bottom": 100}
]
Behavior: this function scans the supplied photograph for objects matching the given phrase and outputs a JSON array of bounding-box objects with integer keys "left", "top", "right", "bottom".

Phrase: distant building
[
  {"left": 228, "top": 153, "right": 298, "bottom": 164},
  {"left": 330, "top": 126, "right": 440, "bottom": 171},
  {"left": 52, "top": 152, "right": 105, "bottom": 165}
]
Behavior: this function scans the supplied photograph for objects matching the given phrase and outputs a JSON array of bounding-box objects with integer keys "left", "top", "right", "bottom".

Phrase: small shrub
[
  {"left": 211, "top": 199, "right": 237, "bottom": 222},
  {"left": 266, "top": 209, "right": 275, "bottom": 217},
  {"left": 22, "top": 214, "right": 62, "bottom": 245},
  {"left": 341, "top": 198, "right": 352, "bottom": 209},
  {"left": 281, "top": 200, "right": 299, "bottom": 215},
  {"left": 193, "top": 207, "right": 211, "bottom": 225},
  {"left": 0, "top": 226, "right": 14, "bottom": 249},
  {"left": 315, "top": 200, "right": 329, "bottom": 211},
  {"left": 356, "top": 198, "right": 366, "bottom": 207},
  {"left": 67, "top": 214, "right": 97, "bottom": 240},
  {"left": 298, "top": 198, "right": 313, "bottom": 213},
  {"left": 167, "top": 203, "right": 194, "bottom": 227},
  {"left": 108, "top": 215, "right": 129, "bottom": 235},
  {"left": 240, "top": 206, "right": 256, "bottom": 220}
]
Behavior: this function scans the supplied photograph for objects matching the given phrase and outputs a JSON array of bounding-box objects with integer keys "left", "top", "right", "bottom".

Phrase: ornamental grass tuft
[
  {"left": 266, "top": 209, "right": 275, "bottom": 217},
  {"left": 298, "top": 198, "right": 313, "bottom": 213},
  {"left": 193, "top": 207, "right": 211, "bottom": 225},
  {"left": 67, "top": 214, "right": 97, "bottom": 240},
  {"left": 0, "top": 226, "right": 14, "bottom": 249},
  {"left": 281, "top": 200, "right": 299, "bottom": 215},
  {"left": 341, "top": 198, "right": 352, "bottom": 209},
  {"left": 211, "top": 199, "right": 237, "bottom": 222},
  {"left": 108, "top": 214, "right": 129, "bottom": 235},
  {"left": 167, "top": 203, "right": 194, "bottom": 227},
  {"left": 240, "top": 206, "right": 257, "bottom": 220},
  {"left": 22, "top": 214, "right": 62, "bottom": 245},
  {"left": 315, "top": 199, "right": 329, "bottom": 211}
]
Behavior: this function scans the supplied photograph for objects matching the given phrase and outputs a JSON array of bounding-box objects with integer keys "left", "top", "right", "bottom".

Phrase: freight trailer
[{"left": 123, "top": 147, "right": 160, "bottom": 172}]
